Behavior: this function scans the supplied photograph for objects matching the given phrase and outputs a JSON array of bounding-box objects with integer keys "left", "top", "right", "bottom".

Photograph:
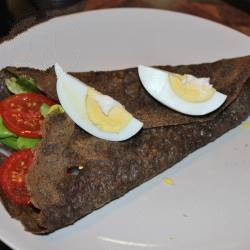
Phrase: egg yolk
[
  {"left": 86, "top": 88, "right": 132, "bottom": 133},
  {"left": 169, "top": 73, "right": 215, "bottom": 102}
]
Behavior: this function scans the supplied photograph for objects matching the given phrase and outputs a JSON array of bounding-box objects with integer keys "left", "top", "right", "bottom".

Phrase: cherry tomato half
[
  {"left": 0, "top": 149, "right": 33, "bottom": 205},
  {"left": 0, "top": 93, "right": 56, "bottom": 138}
]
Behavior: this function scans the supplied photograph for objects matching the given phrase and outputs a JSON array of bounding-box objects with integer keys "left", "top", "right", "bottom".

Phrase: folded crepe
[{"left": 0, "top": 56, "right": 249, "bottom": 234}]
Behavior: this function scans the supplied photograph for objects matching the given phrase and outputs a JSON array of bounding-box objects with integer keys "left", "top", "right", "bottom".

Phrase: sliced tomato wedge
[
  {"left": 0, "top": 149, "right": 33, "bottom": 205},
  {"left": 0, "top": 93, "right": 56, "bottom": 138}
]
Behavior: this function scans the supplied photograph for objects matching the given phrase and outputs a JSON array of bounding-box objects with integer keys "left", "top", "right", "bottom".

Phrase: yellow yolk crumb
[
  {"left": 242, "top": 121, "right": 250, "bottom": 129},
  {"left": 86, "top": 88, "right": 132, "bottom": 133},
  {"left": 169, "top": 74, "right": 215, "bottom": 102},
  {"left": 163, "top": 177, "right": 174, "bottom": 186}
]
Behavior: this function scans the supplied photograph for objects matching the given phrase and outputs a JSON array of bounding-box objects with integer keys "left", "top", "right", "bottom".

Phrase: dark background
[
  {"left": 0, "top": 0, "right": 249, "bottom": 249},
  {"left": 0, "top": 0, "right": 250, "bottom": 40}
]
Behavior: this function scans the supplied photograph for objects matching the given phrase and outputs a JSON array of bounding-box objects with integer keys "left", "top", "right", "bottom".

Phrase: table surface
[{"left": 0, "top": 0, "right": 249, "bottom": 249}]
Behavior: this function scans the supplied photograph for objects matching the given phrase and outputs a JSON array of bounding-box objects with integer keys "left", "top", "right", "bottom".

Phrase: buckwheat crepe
[{"left": 0, "top": 56, "right": 249, "bottom": 233}]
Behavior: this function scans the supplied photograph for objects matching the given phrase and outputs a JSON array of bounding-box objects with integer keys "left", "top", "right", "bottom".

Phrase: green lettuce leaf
[
  {"left": 17, "top": 137, "right": 40, "bottom": 149},
  {"left": 6, "top": 75, "right": 40, "bottom": 94},
  {"left": 0, "top": 117, "right": 16, "bottom": 138}
]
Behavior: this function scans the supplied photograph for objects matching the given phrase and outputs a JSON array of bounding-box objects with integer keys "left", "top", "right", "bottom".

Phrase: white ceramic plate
[{"left": 0, "top": 8, "right": 250, "bottom": 250}]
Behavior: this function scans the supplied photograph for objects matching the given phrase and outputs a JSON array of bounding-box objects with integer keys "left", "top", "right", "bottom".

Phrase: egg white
[
  {"left": 55, "top": 64, "right": 143, "bottom": 141},
  {"left": 138, "top": 65, "right": 227, "bottom": 116}
]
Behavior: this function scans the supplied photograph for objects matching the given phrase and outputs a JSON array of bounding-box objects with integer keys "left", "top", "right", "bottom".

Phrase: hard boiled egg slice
[
  {"left": 55, "top": 64, "right": 143, "bottom": 141},
  {"left": 138, "top": 65, "right": 227, "bottom": 116}
]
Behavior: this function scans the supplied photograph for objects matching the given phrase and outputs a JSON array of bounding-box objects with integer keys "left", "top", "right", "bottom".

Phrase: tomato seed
[{"left": 11, "top": 171, "right": 24, "bottom": 183}]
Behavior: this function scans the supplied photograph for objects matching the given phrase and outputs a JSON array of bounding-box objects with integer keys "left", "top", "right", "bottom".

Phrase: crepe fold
[{"left": 0, "top": 56, "right": 249, "bottom": 233}]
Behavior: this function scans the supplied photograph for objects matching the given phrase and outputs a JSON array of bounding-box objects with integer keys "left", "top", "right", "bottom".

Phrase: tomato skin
[
  {"left": 0, "top": 93, "right": 56, "bottom": 138},
  {"left": 0, "top": 149, "right": 33, "bottom": 205}
]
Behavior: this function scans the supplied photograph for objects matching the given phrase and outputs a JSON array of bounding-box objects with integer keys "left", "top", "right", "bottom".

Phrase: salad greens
[
  {"left": 40, "top": 103, "right": 50, "bottom": 117},
  {"left": 17, "top": 137, "right": 40, "bottom": 150},
  {"left": 0, "top": 117, "right": 16, "bottom": 138},
  {"left": 40, "top": 103, "right": 64, "bottom": 118},
  {"left": 6, "top": 75, "right": 40, "bottom": 94},
  {"left": 0, "top": 137, "right": 19, "bottom": 150}
]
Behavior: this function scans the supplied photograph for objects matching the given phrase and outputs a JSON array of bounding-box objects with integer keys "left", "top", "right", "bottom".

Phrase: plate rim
[{"left": 0, "top": 7, "right": 250, "bottom": 250}]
